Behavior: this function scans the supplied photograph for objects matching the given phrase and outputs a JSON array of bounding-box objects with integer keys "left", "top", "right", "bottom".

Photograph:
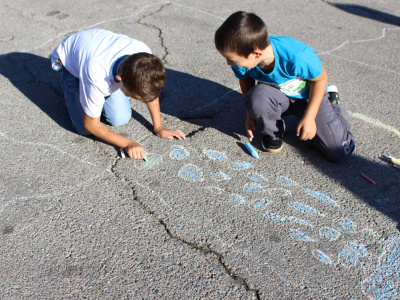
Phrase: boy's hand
[
  {"left": 155, "top": 127, "right": 186, "bottom": 140},
  {"left": 297, "top": 117, "right": 317, "bottom": 140},
  {"left": 124, "top": 141, "right": 146, "bottom": 159},
  {"left": 245, "top": 114, "right": 257, "bottom": 142}
]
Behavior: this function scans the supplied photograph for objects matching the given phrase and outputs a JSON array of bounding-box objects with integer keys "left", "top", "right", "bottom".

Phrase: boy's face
[{"left": 218, "top": 50, "right": 259, "bottom": 70}]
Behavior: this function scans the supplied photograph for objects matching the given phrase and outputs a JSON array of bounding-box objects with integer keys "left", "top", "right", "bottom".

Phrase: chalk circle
[
  {"left": 290, "top": 228, "right": 315, "bottom": 242},
  {"left": 335, "top": 219, "right": 356, "bottom": 234},
  {"left": 203, "top": 148, "right": 228, "bottom": 160},
  {"left": 170, "top": 145, "right": 190, "bottom": 160},
  {"left": 133, "top": 153, "right": 162, "bottom": 170},
  {"left": 339, "top": 241, "right": 368, "bottom": 267},
  {"left": 319, "top": 227, "right": 341, "bottom": 241},
  {"left": 266, "top": 188, "right": 292, "bottom": 197},
  {"left": 243, "top": 182, "right": 265, "bottom": 194},
  {"left": 209, "top": 171, "right": 231, "bottom": 181},
  {"left": 312, "top": 249, "right": 334, "bottom": 265},
  {"left": 229, "top": 193, "right": 246, "bottom": 206},
  {"left": 178, "top": 164, "right": 204, "bottom": 182},
  {"left": 230, "top": 161, "right": 253, "bottom": 170},
  {"left": 253, "top": 199, "right": 269, "bottom": 210}
]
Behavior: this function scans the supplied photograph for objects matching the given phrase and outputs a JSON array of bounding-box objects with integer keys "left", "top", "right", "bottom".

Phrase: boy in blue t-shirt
[{"left": 215, "top": 11, "right": 354, "bottom": 162}]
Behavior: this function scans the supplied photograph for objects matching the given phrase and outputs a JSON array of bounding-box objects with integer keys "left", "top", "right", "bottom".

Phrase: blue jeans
[{"left": 59, "top": 69, "right": 132, "bottom": 135}]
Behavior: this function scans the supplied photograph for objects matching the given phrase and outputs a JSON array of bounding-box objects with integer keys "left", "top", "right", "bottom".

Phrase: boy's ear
[
  {"left": 251, "top": 49, "right": 263, "bottom": 58},
  {"left": 115, "top": 75, "right": 122, "bottom": 82}
]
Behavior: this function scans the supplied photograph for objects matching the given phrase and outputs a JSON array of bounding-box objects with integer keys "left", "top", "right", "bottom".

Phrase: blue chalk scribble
[
  {"left": 303, "top": 188, "right": 337, "bottom": 206},
  {"left": 229, "top": 194, "right": 246, "bottom": 206},
  {"left": 254, "top": 200, "right": 269, "bottom": 210},
  {"left": 290, "top": 202, "right": 321, "bottom": 216},
  {"left": 340, "top": 242, "right": 368, "bottom": 266},
  {"left": 209, "top": 172, "right": 230, "bottom": 181},
  {"left": 203, "top": 149, "right": 227, "bottom": 160},
  {"left": 243, "top": 182, "right": 264, "bottom": 194},
  {"left": 178, "top": 164, "right": 203, "bottom": 182},
  {"left": 263, "top": 212, "right": 314, "bottom": 228},
  {"left": 319, "top": 227, "right": 341, "bottom": 241},
  {"left": 312, "top": 249, "right": 333, "bottom": 265},
  {"left": 248, "top": 173, "right": 268, "bottom": 182},
  {"left": 290, "top": 229, "right": 314, "bottom": 241},
  {"left": 336, "top": 220, "right": 356, "bottom": 234},
  {"left": 277, "top": 176, "right": 298, "bottom": 187},
  {"left": 231, "top": 162, "right": 253, "bottom": 170},
  {"left": 170, "top": 145, "right": 190, "bottom": 160},
  {"left": 361, "top": 236, "right": 400, "bottom": 299}
]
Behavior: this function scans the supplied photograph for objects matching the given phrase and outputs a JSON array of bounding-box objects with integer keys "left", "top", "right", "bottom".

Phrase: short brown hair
[
  {"left": 215, "top": 11, "right": 270, "bottom": 57},
  {"left": 120, "top": 53, "right": 166, "bottom": 102}
]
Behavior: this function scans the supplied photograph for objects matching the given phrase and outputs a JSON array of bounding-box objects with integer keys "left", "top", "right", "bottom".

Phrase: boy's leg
[
  {"left": 102, "top": 89, "right": 132, "bottom": 126},
  {"left": 245, "top": 83, "right": 290, "bottom": 151},
  {"left": 292, "top": 94, "right": 355, "bottom": 162},
  {"left": 59, "top": 69, "right": 91, "bottom": 135}
]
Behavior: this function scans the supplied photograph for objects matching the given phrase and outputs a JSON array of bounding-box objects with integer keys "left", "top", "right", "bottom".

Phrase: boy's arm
[
  {"left": 239, "top": 77, "right": 257, "bottom": 141},
  {"left": 297, "top": 65, "right": 328, "bottom": 140},
  {"left": 146, "top": 96, "right": 185, "bottom": 140},
  {"left": 83, "top": 114, "right": 145, "bottom": 159}
]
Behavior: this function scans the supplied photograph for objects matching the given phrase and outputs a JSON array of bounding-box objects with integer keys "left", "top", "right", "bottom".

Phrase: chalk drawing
[
  {"left": 203, "top": 148, "right": 228, "bottom": 161},
  {"left": 134, "top": 153, "right": 162, "bottom": 169},
  {"left": 254, "top": 200, "right": 269, "bottom": 210},
  {"left": 247, "top": 172, "right": 268, "bottom": 182},
  {"left": 336, "top": 219, "right": 356, "bottom": 234},
  {"left": 290, "top": 229, "right": 315, "bottom": 242},
  {"left": 209, "top": 171, "right": 231, "bottom": 181},
  {"left": 290, "top": 202, "right": 323, "bottom": 216},
  {"left": 231, "top": 162, "right": 253, "bottom": 170},
  {"left": 312, "top": 250, "right": 334, "bottom": 265},
  {"left": 229, "top": 194, "right": 246, "bottom": 206},
  {"left": 263, "top": 212, "right": 314, "bottom": 228},
  {"left": 348, "top": 111, "right": 400, "bottom": 138},
  {"left": 277, "top": 176, "right": 298, "bottom": 187},
  {"left": 243, "top": 182, "right": 265, "bottom": 194},
  {"left": 303, "top": 188, "right": 337, "bottom": 206},
  {"left": 178, "top": 164, "right": 204, "bottom": 182},
  {"left": 361, "top": 236, "right": 400, "bottom": 299},
  {"left": 170, "top": 145, "right": 190, "bottom": 160},
  {"left": 205, "top": 186, "right": 224, "bottom": 194},
  {"left": 319, "top": 227, "right": 341, "bottom": 241},
  {"left": 339, "top": 242, "right": 368, "bottom": 267}
]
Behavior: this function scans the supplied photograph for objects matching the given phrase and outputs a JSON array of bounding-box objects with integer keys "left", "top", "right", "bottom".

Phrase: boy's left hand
[
  {"left": 297, "top": 117, "right": 317, "bottom": 140},
  {"left": 155, "top": 127, "right": 186, "bottom": 140}
]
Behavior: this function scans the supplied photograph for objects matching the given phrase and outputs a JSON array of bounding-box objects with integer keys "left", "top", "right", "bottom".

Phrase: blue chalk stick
[{"left": 245, "top": 142, "right": 259, "bottom": 158}]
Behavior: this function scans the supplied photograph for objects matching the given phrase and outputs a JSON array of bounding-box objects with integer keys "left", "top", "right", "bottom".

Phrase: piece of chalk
[
  {"left": 120, "top": 148, "right": 126, "bottom": 158},
  {"left": 245, "top": 142, "right": 259, "bottom": 158},
  {"left": 388, "top": 156, "right": 400, "bottom": 167},
  {"left": 393, "top": 164, "right": 400, "bottom": 170},
  {"left": 143, "top": 157, "right": 148, "bottom": 162},
  {"left": 360, "top": 173, "right": 376, "bottom": 185}
]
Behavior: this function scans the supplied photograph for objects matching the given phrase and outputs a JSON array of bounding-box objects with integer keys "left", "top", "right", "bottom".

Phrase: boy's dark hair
[
  {"left": 215, "top": 11, "right": 270, "bottom": 57},
  {"left": 120, "top": 53, "right": 166, "bottom": 102}
]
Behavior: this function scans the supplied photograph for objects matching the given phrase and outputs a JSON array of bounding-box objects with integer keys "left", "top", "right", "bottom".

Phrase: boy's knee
[
  {"left": 245, "top": 84, "right": 281, "bottom": 116},
  {"left": 106, "top": 111, "right": 131, "bottom": 126},
  {"left": 324, "top": 140, "right": 355, "bottom": 163}
]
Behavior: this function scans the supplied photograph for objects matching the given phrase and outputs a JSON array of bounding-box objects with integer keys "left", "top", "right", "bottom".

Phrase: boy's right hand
[
  {"left": 245, "top": 114, "right": 257, "bottom": 142},
  {"left": 124, "top": 141, "right": 146, "bottom": 159}
]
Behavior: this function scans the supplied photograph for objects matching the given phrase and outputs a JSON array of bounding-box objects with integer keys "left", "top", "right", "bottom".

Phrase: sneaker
[
  {"left": 262, "top": 135, "right": 283, "bottom": 153},
  {"left": 327, "top": 85, "right": 340, "bottom": 104}
]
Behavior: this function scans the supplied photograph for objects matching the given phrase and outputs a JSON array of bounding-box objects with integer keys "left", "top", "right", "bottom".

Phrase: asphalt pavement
[{"left": 1, "top": 0, "right": 399, "bottom": 299}]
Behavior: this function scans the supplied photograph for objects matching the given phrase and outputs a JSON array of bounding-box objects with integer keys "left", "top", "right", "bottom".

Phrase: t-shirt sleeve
[
  {"left": 290, "top": 45, "right": 323, "bottom": 80},
  {"left": 231, "top": 65, "right": 250, "bottom": 79}
]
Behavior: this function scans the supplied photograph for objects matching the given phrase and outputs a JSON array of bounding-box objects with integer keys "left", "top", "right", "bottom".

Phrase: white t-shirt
[{"left": 51, "top": 29, "right": 152, "bottom": 118}]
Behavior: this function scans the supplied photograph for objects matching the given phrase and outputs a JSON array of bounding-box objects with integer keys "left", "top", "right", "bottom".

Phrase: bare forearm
[{"left": 304, "top": 66, "right": 328, "bottom": 121}]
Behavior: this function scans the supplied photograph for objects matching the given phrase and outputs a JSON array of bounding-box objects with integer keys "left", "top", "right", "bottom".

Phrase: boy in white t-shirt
[{"left": 51, "top": 29, "right": 185, "bottom": 159}]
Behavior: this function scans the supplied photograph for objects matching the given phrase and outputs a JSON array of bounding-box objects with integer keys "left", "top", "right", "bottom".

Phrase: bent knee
[
  {"left": 324, "top": 140, "right": 355, "bottom": 163},
  {"left": 107, "top": 113, "right": 131, "bottom": 126}
]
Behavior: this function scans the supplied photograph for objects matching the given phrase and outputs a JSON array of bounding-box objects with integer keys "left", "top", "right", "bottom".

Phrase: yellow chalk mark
[{"left": 348, "top": 112, "right": 400, "bottom": 138}]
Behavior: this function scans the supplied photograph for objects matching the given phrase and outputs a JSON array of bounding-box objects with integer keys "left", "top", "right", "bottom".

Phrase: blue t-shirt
[{"left": 231, "top": 36, "right": 323, "bottom": 99}]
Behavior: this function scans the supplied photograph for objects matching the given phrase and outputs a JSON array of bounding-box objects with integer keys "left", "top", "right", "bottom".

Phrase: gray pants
[{"left": 245, "top": 83, "right": 355, "bottom": 162}]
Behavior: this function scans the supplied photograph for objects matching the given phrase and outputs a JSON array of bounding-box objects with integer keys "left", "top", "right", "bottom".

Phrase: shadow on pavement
[
  {"left": 328, "top": 3, "right": 400, "bottom": 26},
  {"left": 2, "top": 52, "right": 399, "bottom": 230}
]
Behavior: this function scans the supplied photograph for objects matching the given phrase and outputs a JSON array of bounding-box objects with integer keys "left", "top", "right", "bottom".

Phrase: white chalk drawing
[
  {"left": 302, "top": 188, "right": 338, "bottom": 206},
  {"left": 263, "top": 212, "right": 315, "bottom": 228},
  {"left": 170, "top": 145, "right": 190, "bottom": 160},
  {"left": 243, "top": 182, "right": 265, "bottom": 194},
  {"left": 254, "top": 199, "right": 269, "bottom": 210},
  {"left": 231, "top": 162, "right": 253, "bottom": 170},
  {"left": 290, "top": 229, "right": 315, "bottom": 242},
  {"left": 335, "top": 219, "right": 357, "bottom": 234},
  {"left": 209, "top": 171, "right": 231, "bottom": 181},
  {"left": 290, "top": 202, "right": 324, "bottom": 217},
  {"left": 178, "top": 164, "right": 204, "bottom": 182},
  {"left": 361, "top": 236, "right": 400, "bottom": 299},
  {"left": 312, "top": 250, "right": 334, "bottom": 265},
  {"left": 229, "top": 194, "right": 246, "bottom": 206},
  {"left": 319, "top": 227, "right": 341, "bottom": 241},
  {"left": 134, "top": 153, "right": 163, "bottom": 169},
  {"left": 277, "top": 176, "right": 298, "bottom": 187},
  {"left": 203, "top": 148, "right": 228, "bottom": 161}
]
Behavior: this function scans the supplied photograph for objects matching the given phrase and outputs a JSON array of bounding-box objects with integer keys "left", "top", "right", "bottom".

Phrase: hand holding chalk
[{"left": 245, "top": 142, "right": 259, "bottom": 158}]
